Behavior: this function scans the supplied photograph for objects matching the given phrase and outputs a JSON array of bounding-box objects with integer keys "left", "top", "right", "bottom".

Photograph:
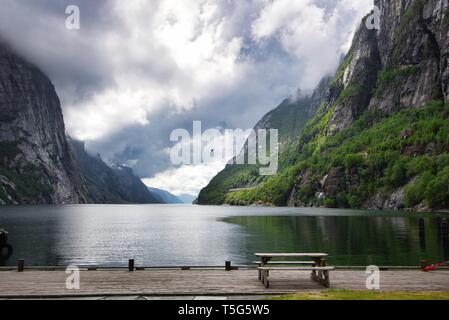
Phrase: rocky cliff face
[
  {"left": 199, "top": 0, "right": 449, "bottom": 211},
  {"left": 329, "top": 0, "right": 448, "bottom": 132},
  {"left": 299, "top": 0, "right": 448, "bottom": 210},
  {"left": 71, "top": 140, "right": 162, "bottom": 204},
  {"left": 369, "top": 0, "right": 447, "bottom": 114},
  {"left": 292, "top": 0, "right": 449, "bottom": 211},
  {"left": 0, "top": 42, "right": 89, "bottom": 204}
]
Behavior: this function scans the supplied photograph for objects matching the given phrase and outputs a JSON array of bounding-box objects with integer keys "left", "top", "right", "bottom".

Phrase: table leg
[
  {"left": 263, "top": 270, "right": 270, "bottom": 288},
  {"left": 318, "top": 259, "right": 325, "bottom": 285},
  {"left": 311, "top": 258, "right": 318, "bottom": 282},
  {"left": 323, "top": 270, "right": 330, "bottom": 288},
  {"left": 259, "top": 257, "right": 271, "bottom": 283}
]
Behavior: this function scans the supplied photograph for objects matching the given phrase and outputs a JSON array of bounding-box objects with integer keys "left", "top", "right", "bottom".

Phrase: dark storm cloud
[
  {"left": 0, "top": 0, "right": 373, "bottom": 194},
  {"left": 0, "top": 0, "right": 118, "bottom": 104}
]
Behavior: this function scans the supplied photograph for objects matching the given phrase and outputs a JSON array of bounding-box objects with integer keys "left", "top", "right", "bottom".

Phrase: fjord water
[{"left": 0, "top": 205, "right": 448, "bottom": 267}]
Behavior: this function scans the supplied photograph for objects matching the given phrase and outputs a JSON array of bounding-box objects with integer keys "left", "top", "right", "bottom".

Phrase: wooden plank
[{"left": 0, "top": 270, "right": 448, "bottom": 297}]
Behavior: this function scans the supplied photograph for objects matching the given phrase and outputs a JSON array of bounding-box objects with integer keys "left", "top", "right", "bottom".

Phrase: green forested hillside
[
  {"left": 198, "top": 0, "right": 449, "bottom": 211},
  {"left": 223, "top": 101, "right": 449, "bottom": 209}
]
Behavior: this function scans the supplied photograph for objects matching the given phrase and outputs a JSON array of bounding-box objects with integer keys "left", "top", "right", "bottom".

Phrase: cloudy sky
[{"left": 0, "top": 0, "right": 373, "bottom": 196}]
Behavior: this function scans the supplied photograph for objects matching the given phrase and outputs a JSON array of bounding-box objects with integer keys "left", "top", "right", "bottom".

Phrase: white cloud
[
  {"left": 0, "top": 0, "right": 374, "bottom": 193},
  {"left": 252, "top": 0, "right": 373, "bottom": 89},
  {"left": 63, "top": 0, "right": 247, "bottom": 140},
  {"left": 143, "top": 162, "right": 225, "bottom": 196},
  {"left": 144, "top": 126, "right": 250, "bottom": 195}
]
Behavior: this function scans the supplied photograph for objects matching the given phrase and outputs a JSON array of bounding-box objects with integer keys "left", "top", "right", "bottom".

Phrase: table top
[{"left": 255, "top": 253, "right": 328, "bottom": 258}]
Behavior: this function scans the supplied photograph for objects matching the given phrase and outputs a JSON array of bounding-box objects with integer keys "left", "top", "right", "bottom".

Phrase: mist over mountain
[
  {"left": 199, "top": 0, "right": 449, "bottom": 211},
  {"left": 147, "top": 187, "right": 183, "bottom": 204},
  {"left": 71, "top": 140, "right": 162, "bottom": 204},
  {"left": 0, "top": 0, "right": 373, "bottom": 196},
  {"left": 0, "top": 41, "right": 161, "bottom": 205},
  {"left": 177, "top": 194, "right": 197, "bottom": 205},
  {"left": 0, "top": 41, "right": 89, "bottom": 204}
]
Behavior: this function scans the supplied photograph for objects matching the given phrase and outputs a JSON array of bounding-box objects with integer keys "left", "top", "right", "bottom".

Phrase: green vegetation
[
  {"left": 271, "top": 289, "right": 449, "bottom": 300},
  {"left": 226, "top": 214, "right": 446, "bottom": 266},
  {"left": 331, "top": 51, "right": 353, "bottom": 86},
  {"left": 0, "top": 186, "right": 8, "bottom": 202},
  {"left": 199, "top": 0, "right": 449, "bottom": 211},
  {"left": 374, "top": 65, "right": 419, "bottom": 97},
  {"left": 0, "top": 141, "right": 54, "bottom": 202},
  {"left": 198, "top": 95, "right": 321, "bottom": 205},
  {"left": 394, "top": 0, "right": 426, "bottom": 43},
  {"left": 336, "top": 84, "right": 360, "bottom": 104},
  {"left": 0, "top": 141, "right": 21, "bottom": 160},
  {"left": 205, "top": 100, "right": 449, "bottom": 209},
  {"left": 0, "top": 164, "right": 53, "bottom": 201}
]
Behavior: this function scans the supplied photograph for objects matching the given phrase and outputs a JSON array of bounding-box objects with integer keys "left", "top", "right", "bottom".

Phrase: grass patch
[
  {"left": 374, "top": 65, "right": 419, "bottom": 97},
  {"left": 0, "top": 165, "right": 53, "bottom": 199},
  {"left": 336, "top": 84, "right": 360, "bottom": 104},
  {"left": 271, "top": 289, "right": 449, "bottom": 300}
]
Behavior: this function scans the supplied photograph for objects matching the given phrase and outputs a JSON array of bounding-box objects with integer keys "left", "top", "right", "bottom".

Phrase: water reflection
[
  {"left": 0, "top": 205, "right": 448, "bottom": 267},
  {"left": 224, "top": 215, "right": 449, "bottom": 266},
  {"left": 419, "top": 218, "right": 426, "bottom": 250},
  {"left": 437, "top": 218, "right": 449, "bottom": 261}
]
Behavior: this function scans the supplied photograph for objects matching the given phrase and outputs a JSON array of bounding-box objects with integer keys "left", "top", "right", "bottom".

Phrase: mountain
[
  {"left": 177, "top": 194, "right": 197, "bottom": 204},
  {"left": 199, "top": 0, "right": 449, "bottom": 211},
  {"left": 198, "top": 77, "right": 330, "bottom": 205},
  {"left": 0, "top": 41, "right": 89, "bottom": 204},
  {"left": 147, "top": 187, "right": 183, "bottom": 204},
  {"left": 147, "top": 188, "right": 197, "bottom": 204},
  {"left": 71, "top": 140, "right": 162, "bottom": 204},
  {"left": 0, "top": 40, "right": 161, "bottom": 205}
]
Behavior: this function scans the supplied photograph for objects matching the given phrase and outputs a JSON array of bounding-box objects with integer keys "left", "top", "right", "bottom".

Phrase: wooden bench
[
  {"left": 258, "top": 266, "right": 334, "bottom": 288},
  {"left": 253, "top": 261, "right": 316, "bottom": 280},
  {"left": 255, "top": 253, "right": 334, "bottom": 288}
]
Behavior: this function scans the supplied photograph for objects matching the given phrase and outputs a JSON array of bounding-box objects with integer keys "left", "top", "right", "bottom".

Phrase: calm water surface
[{"left": 0, "top": 205, "right": 448, "bottom": 267}]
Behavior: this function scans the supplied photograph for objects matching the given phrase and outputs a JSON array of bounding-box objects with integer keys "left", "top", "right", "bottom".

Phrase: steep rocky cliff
[
  {"left": 199, "top": 0, "right": 449, "bottom": 211},
  {"left": 71, "top": 140, "right": 162, "bottom": 204},
  {"left": 0, "top": 42, "right": 89, "bottom": 204}
]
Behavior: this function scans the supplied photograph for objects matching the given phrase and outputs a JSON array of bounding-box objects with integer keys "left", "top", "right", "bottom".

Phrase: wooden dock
[{"left": 1, "top": 268, "right": 449, "bottom": 298}]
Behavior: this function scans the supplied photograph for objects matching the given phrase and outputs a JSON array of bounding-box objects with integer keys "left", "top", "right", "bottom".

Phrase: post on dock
[
  {"left": 17, "top": 259, "right": 25, "bottom": 272},
  {"left": 225, "top": 260, "right": 231, "bottom": 271},
  {"left": 128, "top": 259, "right": 135, "bottom": 271},
  {"left": 420, "top": 259, "right": 428, "bottom": 270}
]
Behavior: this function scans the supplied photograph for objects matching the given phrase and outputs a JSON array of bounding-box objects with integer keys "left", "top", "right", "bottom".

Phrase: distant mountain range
[
  {"left": 147, "top": 187, "right": 182, "bottom": 204},
  {"left": 177, "top": 194, "right": 197, "bottom": 204},
  {"left": 148, "top": 188, "right": 197, "bottom": 204},
  {"left": 71, "top": 140, "right": 162, "bottom": 204}
]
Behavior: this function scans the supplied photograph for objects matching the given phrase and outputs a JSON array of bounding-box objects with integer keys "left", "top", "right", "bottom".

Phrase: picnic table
[{"left": 255, "top": 253, "right": 334, "bottom": 288}]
